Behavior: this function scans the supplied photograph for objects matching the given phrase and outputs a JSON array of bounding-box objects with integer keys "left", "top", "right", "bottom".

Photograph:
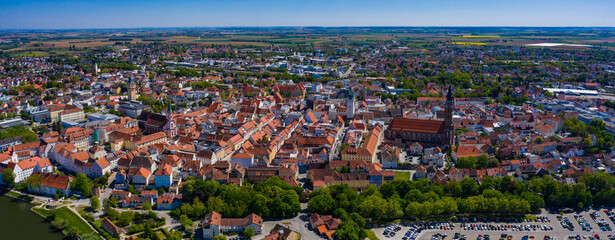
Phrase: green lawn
[
  {"left": 394, "top": 171, "right": 410, "bottom": 181},
  {"left": 12, "top": 51, "right": 50, "bottom": 57},
  {"left": 55, "top": 206, "right": 95, "bottom": 235},
  {"left": 5, "top": 191, "right": 21, "bottom": 198},
  {"left": 5, "top": 191, "right": 34, "bottom": 202},
  {"left": 31, "top": 206, "right": 53, "bottom": 218},
  {"left": 155, "top": 230, "right": 167, "bottom": 240},
  {"left": 366, "top": 229, "right": 380, "bottom": 240}
]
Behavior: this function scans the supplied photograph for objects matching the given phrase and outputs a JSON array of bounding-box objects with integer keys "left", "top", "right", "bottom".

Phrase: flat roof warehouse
[{"left": 543, "top": 88, "right": 599, "bottom": 96}]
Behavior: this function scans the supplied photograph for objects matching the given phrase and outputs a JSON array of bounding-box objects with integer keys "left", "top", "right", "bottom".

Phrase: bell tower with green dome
[{"left": 128, "top": 77, "right": 138, "bottom": 101}]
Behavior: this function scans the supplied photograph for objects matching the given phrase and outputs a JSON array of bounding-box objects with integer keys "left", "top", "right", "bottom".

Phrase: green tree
[
  {"left": 51, "top": 218, "right": 67, "bottom": 230},
  {"left": 456, "top": 157, "right": 477, "bottom": 169},
  {"left": 65, "top": 226, "right": 80, "bottom": 239},
  {"left": 127, "top": 184, "right": 138, "bottom": 194},
  {"left": 214, "top": 236, "right": 227, "bottom": 240},
  {"left": 54, "top": 189, "right": 63, "bottom": 199},
  {"left": 2, "top": 168, "right": 15, "bottom": 186},
  {"left": 90, "top": 196, "right": 100, "bottom": 210},
  {"left": 349, "top": 212, "right": 365, "bottom": 229},
  {"left": 332, "top": 221, "right": 361, "bottom": 240},
  {"left": 70, "top": 173, "right": 93, "bottom": 197},
  {"left": 106, "top": 197, "right": 118, "bottom": 208},
  {"left": 338, "top": 143, "right": 349, "bottom": 152},
  {"left": 143, "top": 201, "right": 152, "bottom": 210},
  {"left": 243, "top": 227, "right": 255, "bottom": 239},
  {"left": 405, "top": 202, "right": 422, "bottom": 219},
  {"left": 117, "top": 211, "right": 135, "bottom": 227},
  {"left": 308, "top": 194, "right": 336, "bottom": 215},
  {"left": 461, "top": 178, "right": 479, "bottom": 198},
  {"left": 105, "top": 206, "right": 119, "bottom": 221},
  {"left": 358, "top": 195, "right": 388, "bottom": 221}
]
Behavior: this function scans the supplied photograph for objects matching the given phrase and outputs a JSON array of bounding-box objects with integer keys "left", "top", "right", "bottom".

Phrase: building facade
[{"left": 385, "top": 88, "right": 454, "bottom": 148}]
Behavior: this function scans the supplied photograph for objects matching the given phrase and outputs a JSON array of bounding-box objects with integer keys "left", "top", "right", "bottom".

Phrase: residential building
[{"left": 201, "top": 211, "right": 263, "bottom": 240}]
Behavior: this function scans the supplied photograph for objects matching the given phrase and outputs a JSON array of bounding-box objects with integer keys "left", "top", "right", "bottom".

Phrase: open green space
[
  {"left": 366, "top": 229, "right": 380, "bottom": 240},
  {"left": 55, "top": 206, "right": 95, "bottom": 235},
  {"left": 394, "top": 171, "right": 410, "bottom": 181},
  {"left": 5, "top": 191, "right": 34, "bottom": 202},
  {"left": 31, "top": 206, "right": 53, "bottom": 218},
  {"left": 13, "top": 51, "right": 50, "bottom": 57}
]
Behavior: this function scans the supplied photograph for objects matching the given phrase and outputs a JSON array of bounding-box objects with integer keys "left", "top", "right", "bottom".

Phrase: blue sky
[{"left": 1, "top": 0, "right": 614, "bottom": 29}]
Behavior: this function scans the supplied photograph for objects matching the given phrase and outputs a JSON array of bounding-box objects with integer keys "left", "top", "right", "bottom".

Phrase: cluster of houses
[{"left": 1, "top": 33, "right": 614, "bottom": 240}]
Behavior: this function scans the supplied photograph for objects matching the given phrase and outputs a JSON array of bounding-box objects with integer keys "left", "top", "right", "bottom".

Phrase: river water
[{"left": 0, "top": 195, "right": 64, "bottom": 240}]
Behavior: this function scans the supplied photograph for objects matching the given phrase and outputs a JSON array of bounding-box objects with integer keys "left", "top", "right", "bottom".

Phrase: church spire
[
  {"left": 167, "top": 102, "right": 173, "bottom": 118},
  {"left": 447, "top": 86, "right": 454, "bottom": 101},
  {"left": 445, "top": 86, "right": 455, "bottom": 147}
]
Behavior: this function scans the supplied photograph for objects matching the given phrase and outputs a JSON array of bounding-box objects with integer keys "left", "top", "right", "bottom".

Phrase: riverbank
[
  {"left": 1, "top": 188, "right": 102, "bottom": 240},
  {"left": 2, "top": 189, "right": 35, "bottom": 202},
  {"left": 0, "top": 194, "right": 64, "bottom": 240}
]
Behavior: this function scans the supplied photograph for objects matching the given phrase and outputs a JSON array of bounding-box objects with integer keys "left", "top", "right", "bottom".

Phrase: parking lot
[{"left": 371, "top": 209, "right": 615, "bottom": 240}]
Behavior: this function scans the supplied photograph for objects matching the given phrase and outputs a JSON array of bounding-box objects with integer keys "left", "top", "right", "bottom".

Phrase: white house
[
  {"left": 230, "top": 152, "right": 255, "bottom": 168},
  {"left": 156, "top": 193, "right": 182, "bottom": 210},
  {"left": 27, "top": 172, "right": 72, "bottom": 197},
  {"left": 50, "top": 143, "right": 111, "bottom": 178},
  {"left": 202, "top": 211, "right": 263, "bottom": 240},
  {"left": 132, "top": 168, "right": 151, "bottom": 186},
  {"left": 422, "top": 152, "right": 445, "bottom": 167},
  {"left": 0, "top": 151, "right": 18, "bottom": 164},
  {"left": 9, "top": 157, "right": 53, "bottom": 183}
]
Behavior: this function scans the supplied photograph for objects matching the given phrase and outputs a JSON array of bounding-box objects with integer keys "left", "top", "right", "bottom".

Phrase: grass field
[
  {"left": 55, "top": 206, "right": 95, "bottom": 235},
  {"left": 29, "top": 39, "right": 114, "bottom": 49},
  {"left": 394, "top": 171, "right": 410, "bottom": 181},
  {"left": 194, "top": 40, "right": 271, "bottom": 46},
  {"left": 5, "top": 29, "right": 614, "bottom": 53},
  {"left": 366, "top": 229, "right": 380, "bottom": 240},
  {"left": 13, "top": 51, "right": 49, "bottom": 57},
  {"left": 5, "top": 191, "right": 34, "bottom": 202},
  {"left": 31, "top": 206, "right": 53, "bottom": 218}
]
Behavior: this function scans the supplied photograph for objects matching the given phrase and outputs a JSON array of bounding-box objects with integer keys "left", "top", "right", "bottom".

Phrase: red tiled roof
[{"left": 389, "top": 117, "right": 445, "bottom": 134}]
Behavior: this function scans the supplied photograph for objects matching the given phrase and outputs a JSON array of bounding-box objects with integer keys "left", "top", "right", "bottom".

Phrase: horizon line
[{"left": 2, "top": 25, "right": 615, "bottom": 31}]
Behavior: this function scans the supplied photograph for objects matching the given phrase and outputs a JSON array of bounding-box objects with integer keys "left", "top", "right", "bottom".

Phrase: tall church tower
[
  {"left": 163, "top": 103, "right": 178, "bottom": 139},
  {"left": 347, "top": 88, "right": 355, "bottom": 119},
  {"left": 94, "top": 63, "right": 100, "bottom": 75},
  {"left": 444, "top": 87, "right": 455, "bottom": 146},
  {"left": 127, "top": 77, "right": 138, "bottom": 101}
]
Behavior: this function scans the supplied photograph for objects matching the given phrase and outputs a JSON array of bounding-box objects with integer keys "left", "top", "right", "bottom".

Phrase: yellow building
[
  {"left": 127, "top": 77, "right": 138, "bottom": 101},
  {"left": 121, "top": 132, "right": 166, "bottom": 150},
  {"left": 59, "top": 107, "right": 85, "bottom": 122},
  {"left": 113, "top": 87, "right": 122, "bottom": 95}
]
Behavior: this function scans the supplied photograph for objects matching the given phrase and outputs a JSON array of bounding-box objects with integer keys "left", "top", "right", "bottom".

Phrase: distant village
[{"left": 1, "top": 32, "right": 615, "bottom": 240}]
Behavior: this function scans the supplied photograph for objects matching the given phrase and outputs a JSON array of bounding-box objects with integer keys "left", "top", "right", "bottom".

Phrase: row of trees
[
  {"left": 456, "top": 155, "right": 499, "bottom": 169},
  {"left": 310, "top": 172, "right": 615, "bottom": 224},
  {"left": 171, "top": 177, "right": 302, "bottom": 220}
]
